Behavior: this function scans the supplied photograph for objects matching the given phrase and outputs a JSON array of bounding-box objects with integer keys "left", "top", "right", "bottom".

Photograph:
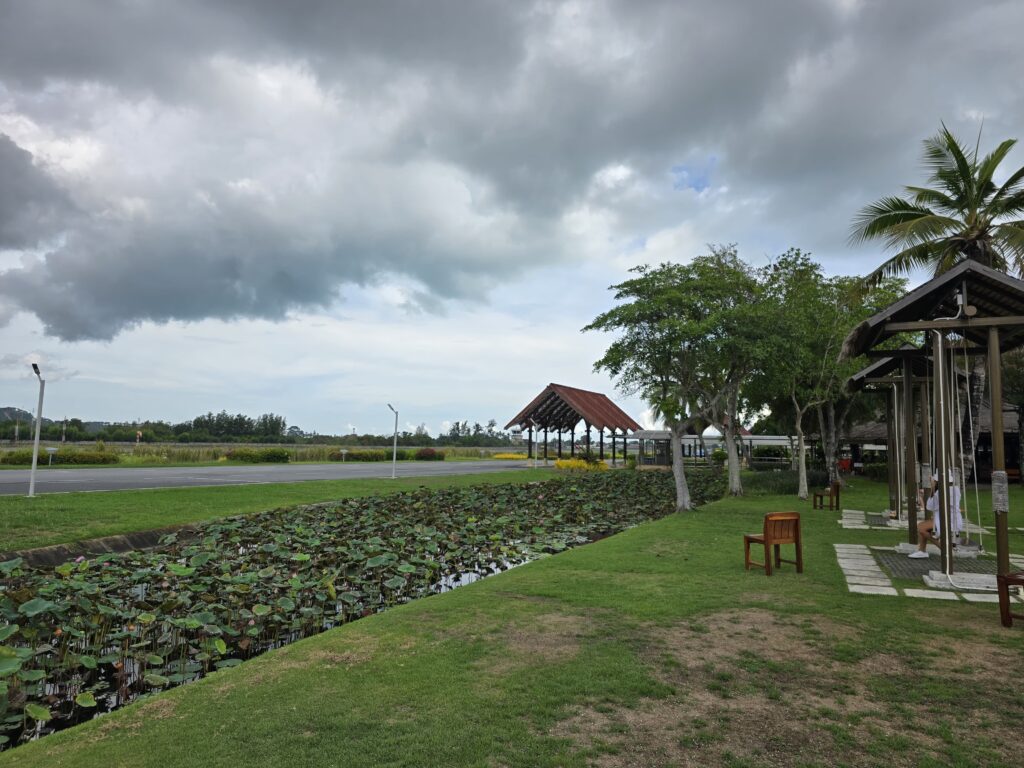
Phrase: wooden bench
[
  {"left": 812, "top": 481, "right": 841, "bottom": 511},
  {"left": 744, "top": 512, "right": 803, "bottom": 576}
]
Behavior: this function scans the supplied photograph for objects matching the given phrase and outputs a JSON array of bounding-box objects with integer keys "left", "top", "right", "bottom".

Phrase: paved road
[{"left": 0, "top": 460, "right": 537, "bottom": 495}]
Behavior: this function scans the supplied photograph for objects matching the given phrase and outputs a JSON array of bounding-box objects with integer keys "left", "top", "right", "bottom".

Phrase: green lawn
[
  {"left": 5, "top": 476, "right": 1022, "bottom": 767},
  {"left": 0, "top": 470, "right": 558, "bottom": 552}
]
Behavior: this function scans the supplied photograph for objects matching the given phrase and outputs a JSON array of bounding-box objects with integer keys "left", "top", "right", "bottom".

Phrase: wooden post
[
  {"left": 885, "top": 387, "right": 898, "bottom": 514},
  {"left": 585, "top": 422, "right": 591, "bottom": 455},
  {"left": 570, "top": 427, "right": 575, "bottom": 457},
  {"left": 611, "top": 430, "right": 616, "bottom": 465},
  {"left": 599, "top": 428, "right": 604, "bottom": 461},
  {"left": 937, "top": 342, "right": 952, "bottom": 573},
  {"left": 528, "top": 425, "right": 533, "bottom": 460},
  {"left": 904, "top": 358, "right": 918, "bottom": 545},
  {"left": 543, "top": 427, "right": 548, "bottom": 461},
  {"left": 989, "top": 326, "right": 1011, "bottom": 576},
  {"left": 558, "top": 430, "right": 562, "bottom": 458}
]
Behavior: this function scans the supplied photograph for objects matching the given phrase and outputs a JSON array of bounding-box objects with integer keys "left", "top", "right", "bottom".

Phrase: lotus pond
[{"left": 0, "top": 470, "right": 723, "bottom": 750}]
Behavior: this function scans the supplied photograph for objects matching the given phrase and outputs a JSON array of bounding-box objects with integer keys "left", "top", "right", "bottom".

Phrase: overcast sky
[{"left": 1, "top": 0, "right": 1023, "bottom": 435}]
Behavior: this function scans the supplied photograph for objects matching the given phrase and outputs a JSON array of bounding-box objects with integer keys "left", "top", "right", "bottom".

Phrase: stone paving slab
[
  {"left": 903, "top": 589, "right": 961, "bottom": 600},
  {"left": 961, "top": 592, "right": 1001, "bottom": 603},
  {"left": 846, "top": 576, "right": 895, "bottom": 587},
  {"left": 848, "top": 584, "right": 899, "bottom": 596}
]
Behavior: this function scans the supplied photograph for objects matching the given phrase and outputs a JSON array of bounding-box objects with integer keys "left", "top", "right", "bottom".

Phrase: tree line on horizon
[{"left": 0, "top": 411, "right": 519, "bottom": 447}]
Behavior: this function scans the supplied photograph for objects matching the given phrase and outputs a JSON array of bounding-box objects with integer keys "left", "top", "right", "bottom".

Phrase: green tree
[{"left": 585, "top": 245, "right": 772, "bottom": 504}]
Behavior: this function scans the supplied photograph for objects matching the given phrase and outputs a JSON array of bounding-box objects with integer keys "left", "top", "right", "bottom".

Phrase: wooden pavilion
[
  {"left": 505, "top": 383, "right": 640, "bottom": 463},
  {"left": 842, "top": 259, "right": 1024, "bottom": 583}
]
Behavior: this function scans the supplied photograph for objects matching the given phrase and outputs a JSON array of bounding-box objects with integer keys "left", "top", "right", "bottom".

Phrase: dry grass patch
[{"left": 553, "top": 608, "right": 1020, "bottom": 767}]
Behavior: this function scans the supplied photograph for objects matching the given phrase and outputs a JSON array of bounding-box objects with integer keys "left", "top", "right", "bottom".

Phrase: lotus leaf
[
  {"left": 17, "top": 599, "right": 56, "bottom": 618},
  {"left": 0, "top": 626, "right": 17, "bottom": 643},
  {"left": 144, "top": 674, "right": 169, "bottom": 687},
  {"left": 74, "top": 692, "right": 97, "bottom": 708},
  {"left": 24, "top": 703, "right": 51, "bottom": 721}
]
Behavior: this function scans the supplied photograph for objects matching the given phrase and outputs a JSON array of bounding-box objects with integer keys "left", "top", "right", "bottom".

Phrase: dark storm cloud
[
  {"left": 1, "top": 0, "right": 1023, "bottom": 339},
  {"left": 0, "top": 134, "right": 73, "bottom": 248}
]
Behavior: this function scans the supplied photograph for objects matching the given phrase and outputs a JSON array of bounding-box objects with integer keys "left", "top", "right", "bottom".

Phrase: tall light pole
[
  {"left": 387, "top": 403, "right": 398, "bottom": 479},
  {"left": 28, "top": 363, "right": 45, "bottom": 498}
]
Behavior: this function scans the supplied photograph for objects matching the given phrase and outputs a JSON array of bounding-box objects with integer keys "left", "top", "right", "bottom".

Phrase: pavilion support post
[
  {"left": 611, "top": 430, "right": 616, "bottom": 466},
  {"left": 936, "top": 335, "right": 953, "bottom": 574},
  {"left": 570, "top": 427, "right": 575, "bottom": 457},
  {"left": 599, "top": 428, "right": 604, "bottom": 461},
  {"left": 988, "top": 326, "right": 1011, "bottom": 576},
  {"left": 558, "top": 430, "right": 562, "bottom": 458},
  {"left": 920, "top": 381, "right": 931, "bottom": 472},
  {"left": 903, "top": 358, "right": 919, "bottom": 545},
  {"left": 585, "top": 423, "right": 591, "bottom": 455},
  {"left": 885, "top": 388, "right": 898, "bottom": 514},
  {"left": 528, "top": 425, "right": 533, "bottom": 460},
  {"left": 543, "top": 427, "right": 548, "bottom": 461}
]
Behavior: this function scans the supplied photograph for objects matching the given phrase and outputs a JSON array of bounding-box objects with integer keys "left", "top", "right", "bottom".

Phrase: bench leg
[
  {"left": 998, "top": 578, "right": 1013, "bottom": 628},
  {"left": 764, "top": 542, "right": 772, "bottom": 576}
]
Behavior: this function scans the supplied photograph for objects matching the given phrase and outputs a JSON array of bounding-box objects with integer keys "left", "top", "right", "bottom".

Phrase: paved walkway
[{"left": 834, "top": 544, "right": 1024, "bottom": 602}]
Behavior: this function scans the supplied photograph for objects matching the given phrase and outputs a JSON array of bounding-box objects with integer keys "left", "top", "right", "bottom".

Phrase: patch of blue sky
[{"left": 671, "top": 157, "right": 717, "bottom": 193}]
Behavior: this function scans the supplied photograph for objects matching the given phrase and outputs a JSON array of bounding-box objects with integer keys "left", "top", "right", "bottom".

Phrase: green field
[
  {"left": 3, "top": 475, "right": 1022, "bottom": 767},
  {"left": 0, "top": 469, "right": 558, "bottom": 552}
]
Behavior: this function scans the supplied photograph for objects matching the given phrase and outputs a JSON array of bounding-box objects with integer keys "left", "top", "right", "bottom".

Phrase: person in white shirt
[{"left": 909, "top": 471, "right": 964, "bottom": 558}]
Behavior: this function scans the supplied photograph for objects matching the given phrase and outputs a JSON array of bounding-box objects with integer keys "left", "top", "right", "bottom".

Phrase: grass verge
[
  {"left": 0, "top": 469, "right": 558, "bottom": 552},
  {"left": 4, "top": 478, "right": 1022, "bottom": 767}
]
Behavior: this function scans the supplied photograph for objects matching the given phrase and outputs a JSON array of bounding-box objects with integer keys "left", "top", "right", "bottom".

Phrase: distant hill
[{"left": 0, "top": 407, "right": 53, "bottom": 425}]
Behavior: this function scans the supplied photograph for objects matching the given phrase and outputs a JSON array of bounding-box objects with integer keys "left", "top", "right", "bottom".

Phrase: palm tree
[
  {"left": 851, "top": 124, "right": 1024, "bottom": 283},
  {"left": 852, "top": 124, "right": 1024, "bottom": 479}
]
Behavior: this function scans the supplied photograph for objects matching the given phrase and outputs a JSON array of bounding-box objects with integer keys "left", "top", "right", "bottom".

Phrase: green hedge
[
  {"left": 225, "top": 447, "right": 290, "bottom": 463},
  {"left": 862, "top": 462, "right": 888, "bottom": 481},
  {"left": 742, "top": 469, "right": 829, "bottom": 496},
  {"left": 414, "top": 448, "right": 445, "bottom": 461},
  {"left": 0, "top": 449, "right": 121, "bottom": 466}
]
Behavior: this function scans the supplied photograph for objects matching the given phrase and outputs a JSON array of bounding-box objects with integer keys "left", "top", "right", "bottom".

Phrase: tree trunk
[
  {"left": 669, "top": 420, "right": 692, "bottom": 511},
  {"left": 788, "top": 435, "right": 797, "bottom": 471},
  {"left": 722, "top": 427, "right": 742, "bottom": 495},
  {"left": 793, "top": 405, "right": 809, "bottom": 499},
  {"left": 818, "top": 402, "right": 840, "bottom": 485}
]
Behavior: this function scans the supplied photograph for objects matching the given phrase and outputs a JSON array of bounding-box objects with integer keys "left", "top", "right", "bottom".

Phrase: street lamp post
[
  {"left": 28, "top": 363, "right": 45, "bottom": 498},
  {"left": 387, "top": 403, "right": 398, "bottom": 479}
]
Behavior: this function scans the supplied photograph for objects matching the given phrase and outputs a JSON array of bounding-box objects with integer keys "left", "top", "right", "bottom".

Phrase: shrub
[
  {"left": 226, "top": 447, "right": 290, "bottom": 463},
  {"left": 742, "top": 469, "right": 829, "bottom": 496},
  {"left": 752, "top": 445, "right": 789, "bottom": 459},
  {"left": 414, "top": 448, "right": 445, "bottom": 461},
  {"left": 555, "top": 458, "right": 609, "bottom": 472},
  {"left": 710, "top": 448, "right": 728, "bottom": 464},
  {"left": 625, "top": 456, "right": 638, "bottom": 470},
  {"left": 492, "top": 452, "right": 527, "bottom": 460},
  {"left": 862, "top": 462, "right": 888, "bottom": 482},
  {"left": 0, "top": 448, "right": 121, "bottom": 466}
]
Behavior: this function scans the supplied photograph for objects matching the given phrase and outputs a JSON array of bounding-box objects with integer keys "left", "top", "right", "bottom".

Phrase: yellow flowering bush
[
  {"left": 554, "top": 458, "right": 609, "bottom": 472},
  {"left": 492, "top": 452, "right": 528, "bottom": 459}
]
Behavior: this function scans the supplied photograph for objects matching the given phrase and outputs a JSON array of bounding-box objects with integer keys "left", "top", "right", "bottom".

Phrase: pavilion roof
[
  {"left": 504, "top": 383, "right": 641, "bottom": 433},
  {"left": 841, "top": 259, "right": 1024, "bottom": 359}
]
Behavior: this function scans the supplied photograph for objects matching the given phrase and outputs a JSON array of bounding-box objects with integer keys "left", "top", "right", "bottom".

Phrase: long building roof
[{"left": 504, "top": 383, "right": 641, "bottom": 433}]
